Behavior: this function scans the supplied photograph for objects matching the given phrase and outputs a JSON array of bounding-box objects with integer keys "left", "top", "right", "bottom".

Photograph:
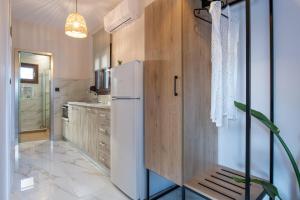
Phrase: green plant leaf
[
  {"left": 233, "top": 177, "right": 282, "bottom": 200},
  {"left": 234, "top": 101, "right": 280, "bottom": 134},
  {"left": 234, "top": 101, "right": 300, "bottom": 190},
  {"left": 276, "top": 133, "right": 300, "bottom": 190}
]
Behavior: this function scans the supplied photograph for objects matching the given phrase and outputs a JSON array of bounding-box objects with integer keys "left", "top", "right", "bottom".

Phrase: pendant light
[{"left": 65, "top": 0, "right": 88, "bottom": 38}]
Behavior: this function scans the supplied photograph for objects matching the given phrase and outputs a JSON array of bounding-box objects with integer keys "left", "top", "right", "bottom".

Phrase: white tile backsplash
[{"left": 52, "top": 78, "right": 111, "bottom": 140}]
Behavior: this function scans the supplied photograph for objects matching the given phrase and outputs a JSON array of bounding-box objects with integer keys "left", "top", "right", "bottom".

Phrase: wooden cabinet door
[
  {"left": 69, "top": 106, "right": 81, "bottom": 145},
  {"left": 82, "top": 108, "right": 91, "bottom": 153},
  {"left": 80, "top": 107, "right": 86, "bottom": 150},
  {"left": 87, "top": 109, "right": 98, "bottom": 161},
  {"left": 62, "top": 119, "right": 69, "bottom": 139},
  {"left": 68, "top": 106, "right": 75, "bottom": 142},
  {"left": 144, "top": 0, "right": 183, "bottom": 185},
  {"left": 66, "top": 121, "right": 70, "bottom": 141},
  {"left": 75, "top": 107, "right": 81, "bottom": 147}
]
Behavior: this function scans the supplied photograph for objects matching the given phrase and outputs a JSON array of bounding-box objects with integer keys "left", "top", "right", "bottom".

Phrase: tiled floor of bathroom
[{"left": 10, "top": 140, "right": 202, "bottom": 200}]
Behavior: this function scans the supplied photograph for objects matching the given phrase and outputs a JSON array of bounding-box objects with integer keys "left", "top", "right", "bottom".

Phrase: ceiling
[{"left": 12, "top": 0, "right": 122, "bottom": 33}]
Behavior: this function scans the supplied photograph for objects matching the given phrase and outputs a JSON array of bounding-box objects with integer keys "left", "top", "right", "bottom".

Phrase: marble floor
[
  {"left": 11, "top": 140, "right": 203, "bottom": 200},
  {"left": 11, "top": 140, "right": 129, "bottom": 200}
]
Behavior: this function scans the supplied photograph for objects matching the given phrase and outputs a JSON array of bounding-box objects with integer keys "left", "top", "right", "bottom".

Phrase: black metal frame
[
  {"left": 269, "top": 0, "right": 275, "bottom": 194},
  {"left": 194, "top": 0, "right": 229, "bottom": 24},
  {"left": 193, "top": 0, "right": 250, "bottom": 24},
  {"left": 146, "top": 169, "right": 182, "bottom": 200},
  {"left": 245, "top": 0, "right": 251, "bottom": 199}
]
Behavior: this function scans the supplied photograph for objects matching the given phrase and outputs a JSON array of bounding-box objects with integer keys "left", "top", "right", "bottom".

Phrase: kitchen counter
[{"left": 68, "top": 102, "right": 111, "bottom": 109}]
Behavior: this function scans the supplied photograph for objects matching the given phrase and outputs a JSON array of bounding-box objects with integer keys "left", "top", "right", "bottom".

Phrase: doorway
[{"left": 15, "top": 50, "right": 53, "bottom": 143}]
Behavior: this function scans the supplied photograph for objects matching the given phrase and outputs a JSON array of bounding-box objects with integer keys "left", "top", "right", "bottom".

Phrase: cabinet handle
[
  {"left": 99, "top": 142, "right": 106, "bottom": 146},
  {"left": 174, "top": 76, "right": 178, "bottom": 96},
  {"left": 99, "top": 128, "right": 106, "bottom": 134}
]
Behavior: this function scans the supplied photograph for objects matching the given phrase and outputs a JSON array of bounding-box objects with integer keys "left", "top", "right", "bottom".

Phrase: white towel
[
  {"left": 209, "top": 1, "right": 223, "bottom": 127},
  {"left": 224, "top": 9, "right": 239, "bottom": 121},
  {"left": 209, "top": 2, "right": 240, "bottom": 127}
]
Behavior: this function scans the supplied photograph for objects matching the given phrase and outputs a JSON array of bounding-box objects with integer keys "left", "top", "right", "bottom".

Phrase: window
[{"left": 20, "top": 63, "right": 39, "bottom": 84}]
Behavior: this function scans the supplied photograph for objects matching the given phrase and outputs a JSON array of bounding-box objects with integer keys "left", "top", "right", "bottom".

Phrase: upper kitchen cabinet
[
  {"left": 93, "top": 28, "right": 111, "bottom": 70},
  {"left": 144, "top": 0, "right": 218, "bottom": 186},
  {"left": 92, "top": 28, "right": 112, "bottom": 95}
]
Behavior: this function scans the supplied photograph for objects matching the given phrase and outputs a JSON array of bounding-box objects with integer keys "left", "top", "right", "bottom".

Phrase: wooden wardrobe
[{"left": 144, "top": 0, "right": 218, "bottom": 185}]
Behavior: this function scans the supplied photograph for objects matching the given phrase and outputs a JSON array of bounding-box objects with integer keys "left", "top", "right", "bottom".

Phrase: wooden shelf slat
[{"left": 184, "top": 165, "right": 265, "bottom": 200}]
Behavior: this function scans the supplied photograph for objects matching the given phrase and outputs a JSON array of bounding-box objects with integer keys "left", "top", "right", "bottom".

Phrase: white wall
[
  {"left": 219, "top": 0, "right": 300, "bottom": 199},
  {"left": 0, "top": 0, "right": 12, "bottom": 199},
  {"left": 273, "top": 0, "right": 300, "bottom": 198},
  {"left": 12, "top": 19, "right": 92, "bottom": 80}
]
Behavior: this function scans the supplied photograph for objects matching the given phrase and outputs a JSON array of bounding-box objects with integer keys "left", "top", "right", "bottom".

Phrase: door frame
[{"left": 14, "top": 49, "right": 54, "bottom": 143}]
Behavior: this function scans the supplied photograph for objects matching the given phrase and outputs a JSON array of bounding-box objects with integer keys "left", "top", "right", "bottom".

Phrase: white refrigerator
[{"left": 110, "top": 60, "right": 145, "bottom": 200}]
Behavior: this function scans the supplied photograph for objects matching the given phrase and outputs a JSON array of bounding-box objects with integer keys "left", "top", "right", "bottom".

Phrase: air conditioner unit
[{"left": 104, "top": 0, "right": 142, "bottom": 33}]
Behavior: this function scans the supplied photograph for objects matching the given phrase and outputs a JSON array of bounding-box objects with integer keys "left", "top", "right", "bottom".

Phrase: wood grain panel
[
  {"left": 68, "top": 106, "right": 111, "bottom": 167},
  {"left": 69, "top": 105, "right": 81, "bottom": 144},
  {"left": 144, "top": 0, "right": 183, "bottom": 185},
  {"left": 182, "top": 0, "right": 218, "bottom": 182},
  {"left": 88, "top": 109, "right": 100, "bottom": 161},
  {"left": 112, "top": 15, "right": 145, "bottom": 67},
  {"left": 184, "top": 165, "right": 264, "bottom": 200}
]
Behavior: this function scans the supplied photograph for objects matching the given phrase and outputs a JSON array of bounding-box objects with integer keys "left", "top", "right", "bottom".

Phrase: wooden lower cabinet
[
  {"left": 98, "top": 150, "right": 110, "bottom": 169},
  {"left": 66, "top": 105, "right": 111, "bottom": 169},
  {"left": 69, "top": 105, "right": 81, "bottom": 144},
  {"left": 87, "top": 109, "right": 99, "bottom": 161},
  {"left": 62, "top": 118, "right": 69, "bottom": 139}
]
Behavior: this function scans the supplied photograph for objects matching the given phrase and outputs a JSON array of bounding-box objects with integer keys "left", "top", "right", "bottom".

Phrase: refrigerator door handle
[{"left": 112, "top": 97, "right": 140, "bottom": 100}]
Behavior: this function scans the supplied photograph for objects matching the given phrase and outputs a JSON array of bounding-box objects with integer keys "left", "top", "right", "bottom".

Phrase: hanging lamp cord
[{"left": 76, "top": 0, "right": 78, "bottom": 13}]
